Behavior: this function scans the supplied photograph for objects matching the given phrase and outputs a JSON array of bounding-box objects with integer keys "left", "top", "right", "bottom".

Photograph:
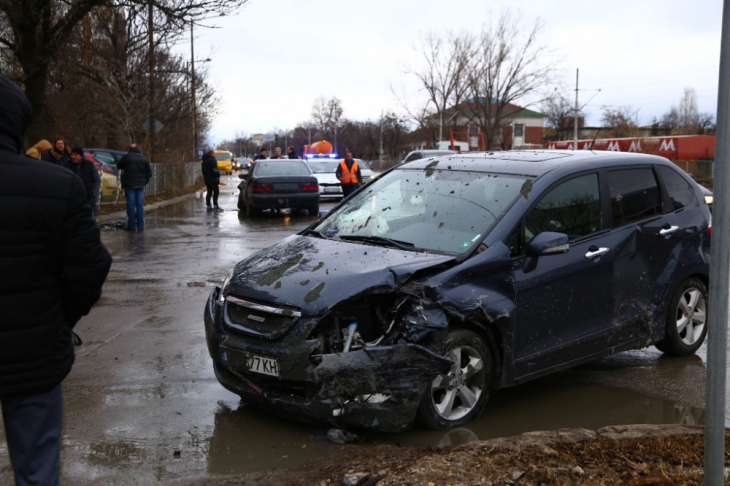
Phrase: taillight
[
  {"left": 102, "top": 165, "right": 113, "bottom": 174},
  {"left": 253, "top": 182, "right": 272, "bottom": 193},
  {"left": 302, "top": 182, "right": 319, "bottom": 192},
  {"left": 708, "top": 214, "right": 712, "bottom": 237}
]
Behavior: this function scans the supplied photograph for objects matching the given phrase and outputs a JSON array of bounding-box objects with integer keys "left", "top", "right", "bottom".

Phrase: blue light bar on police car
[{"left": 305, "top": 153, "right": 339, "bottom": 159}]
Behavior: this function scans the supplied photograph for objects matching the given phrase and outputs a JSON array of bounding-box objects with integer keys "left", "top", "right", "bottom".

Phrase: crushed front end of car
[{"left": 204, "top": 235, "right": 459, "bottom": 432}]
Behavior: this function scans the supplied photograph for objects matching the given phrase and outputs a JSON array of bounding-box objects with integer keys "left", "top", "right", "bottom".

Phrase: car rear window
[
  {"left": 608, "top": 168, "right": 662, "bottom": 227},
  {"left": 657, "top": 165, "right": 696, "bottom": 211},
  {"left": 256, "top": 161, "right": 311, "bottom": 177}
]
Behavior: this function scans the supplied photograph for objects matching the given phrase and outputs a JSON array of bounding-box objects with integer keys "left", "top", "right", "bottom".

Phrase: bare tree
[
  {"left": 661, "top": 88, "right": 715, "bottom": 135},
  {"left": 464, "top": 11, "right": 559, "bottom": 149},
  {"left": 541, "top": 90, "right": 584, "bottom": 141},
  {"left": 394, "top": 31, "right": 473, "bottom": 142},
  {"left": 0, "top": 0, "right": 247, "bottom": 143},
  {"left": 310, "top": 96, "right": 345, "bottom": 152},
  {"left": 601, "top": 105, "right": 640, "bottom": 138}
]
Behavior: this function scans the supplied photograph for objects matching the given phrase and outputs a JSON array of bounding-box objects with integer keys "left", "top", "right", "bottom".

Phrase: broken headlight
[{"left": 218, "top": 266, "right": 235, "bottom": 303}]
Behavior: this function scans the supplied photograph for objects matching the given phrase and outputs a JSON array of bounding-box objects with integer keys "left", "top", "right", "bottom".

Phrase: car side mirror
[{"left": 525, "top": 232, "right": 569, "bottom": 257}]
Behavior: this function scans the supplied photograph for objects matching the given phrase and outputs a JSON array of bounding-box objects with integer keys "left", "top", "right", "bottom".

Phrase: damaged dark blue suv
[{"left": 204, "top": 151, "right": 711, "bottom": 432}]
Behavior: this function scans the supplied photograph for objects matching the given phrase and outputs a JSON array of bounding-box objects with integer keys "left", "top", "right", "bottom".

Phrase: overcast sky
[{"left": 188, "top": 0, "right": 722, "bottom": 143}]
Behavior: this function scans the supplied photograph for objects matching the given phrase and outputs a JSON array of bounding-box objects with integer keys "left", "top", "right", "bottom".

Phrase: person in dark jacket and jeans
[
  {"left": 201, "top": 148, "right": 221, "bottom": 210},
  {"left": 0, "top": 74, "right": 112, "bottom": 486},
  {"left": 65, "top": 147, "right": 101, "bottom": 219},
  {"left": 117, "top": 143, "right": 152, "bottom": 230}
]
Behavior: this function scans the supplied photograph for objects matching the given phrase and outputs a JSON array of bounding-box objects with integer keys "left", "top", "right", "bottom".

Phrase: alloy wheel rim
[
  {"left": 675, "top": 287, "right": 707, "bottom": 346},
  {"left": 430, "top": 345, "right": 485, "bottom": 421}
]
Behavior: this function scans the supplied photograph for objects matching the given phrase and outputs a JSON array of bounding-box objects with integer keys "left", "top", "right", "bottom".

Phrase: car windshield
[
  {"left": 313, "top": 168, "right": 529, "bottom": 254},
  {"left": 307, "top": 161, "right": 339, "bottom": 173},
  {"left": 255, "top": 161, "right": 311, "bottom": 176},
  {"left": 215, "top": 153, "right": 232, "bottom": 161}
]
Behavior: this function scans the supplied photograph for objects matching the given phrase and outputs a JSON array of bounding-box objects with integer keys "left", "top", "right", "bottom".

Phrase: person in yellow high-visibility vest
[{"left": 336, "top": 150, "right": 362, "bottom": 198}]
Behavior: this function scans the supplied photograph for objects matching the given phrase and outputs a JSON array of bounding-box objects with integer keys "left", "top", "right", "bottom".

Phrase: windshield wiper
[
  {"left": 303, "top": 229, "right": 327, "bottom": 239},
  {"left": 339, "top": 234, "right": 419, "bottom": 251}
]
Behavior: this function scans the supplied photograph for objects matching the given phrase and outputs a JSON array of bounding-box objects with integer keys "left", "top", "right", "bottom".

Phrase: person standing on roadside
[
  {"left": 42, "top": 136, "right": 71, "bottom": 166},
  {"left": 287, "top": 146, "right": 298, "bottom": 159},
  {"left": 253, "top": 147, "right": 268, "bottom": 161},
  {"left": 201, "top": 148, "right": 221, "bottom": 211},
  {"left": 336, "top": 150, "right": 362, "bottom": 198},
  {"left": 117, "top": 143, "right": 152, "bottom": 231},
  {"left": 0, "top": 74, "right": 112, "bottom": 486},
  {"left": 65, "top": 147, "right": 101, "bottom": 220}
]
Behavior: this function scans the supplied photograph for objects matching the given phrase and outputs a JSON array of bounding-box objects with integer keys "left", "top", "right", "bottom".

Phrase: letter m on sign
[
  {"left": 659, "top": 139, "right": 676, "bottom": 152},
  {"left": 607, "top": 141, "right": 620, "bottom": 151}
]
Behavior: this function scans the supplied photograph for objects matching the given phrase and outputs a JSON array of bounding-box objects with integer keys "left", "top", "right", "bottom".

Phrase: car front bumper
[{"left": 204, "top": 287, "right": 450, "bottom": 432}]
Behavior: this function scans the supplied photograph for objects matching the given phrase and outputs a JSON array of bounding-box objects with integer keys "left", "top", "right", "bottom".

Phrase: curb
[{"left": 96, "top": 192, "right": 200, "bottom": 224}]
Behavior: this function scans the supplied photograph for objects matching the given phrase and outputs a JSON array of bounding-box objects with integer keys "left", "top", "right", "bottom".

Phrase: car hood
[{"left": 227, "top": 235, "right": 456, "bottom": 315}]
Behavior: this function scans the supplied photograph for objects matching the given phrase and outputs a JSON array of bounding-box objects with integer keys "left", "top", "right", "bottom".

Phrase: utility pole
[
  {"left": 439, "top": 111, "right": 443, "bottom": 144},
  {"left": 573, "top": 68, "right": 579, "bottom": 150},
  {"left": 379, "top": 110, "right": 384, "bottom": 161},
  {"left": 705, "top": 1, "right": 730, "bottom": 483},
  {"left": 147, "top": 2, "right": 155, "bottom": 162},
  {"left": 190, "top": 20, "right": 197, "bottom": 159}
]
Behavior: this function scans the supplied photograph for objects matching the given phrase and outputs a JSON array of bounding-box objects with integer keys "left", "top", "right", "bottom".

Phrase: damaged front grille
[{"left": 224, "top": 296, "right": 301, "bottom": 338}]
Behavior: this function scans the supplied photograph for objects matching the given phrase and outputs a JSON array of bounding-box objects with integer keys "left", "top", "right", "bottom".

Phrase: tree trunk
[{"left": 23, "top": 64, "right": 55, "bottom": 146}]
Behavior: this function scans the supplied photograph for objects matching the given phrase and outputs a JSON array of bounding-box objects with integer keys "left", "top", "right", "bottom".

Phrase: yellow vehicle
[{"left": 214, "top": 150, "right": 234, "bottom": 175}]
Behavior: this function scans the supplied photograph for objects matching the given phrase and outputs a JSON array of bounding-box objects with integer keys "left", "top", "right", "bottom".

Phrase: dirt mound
[{"left": 167, "top": 424, "right": 728, "bottom": 485}]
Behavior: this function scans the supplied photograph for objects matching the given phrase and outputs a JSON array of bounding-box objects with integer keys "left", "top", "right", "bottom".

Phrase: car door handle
[
  {"left": 659, "top": 225, "right": 679, "bottom": 236},
  {"left": 585, "top": 246, "right": 609, "bottom": 260}
]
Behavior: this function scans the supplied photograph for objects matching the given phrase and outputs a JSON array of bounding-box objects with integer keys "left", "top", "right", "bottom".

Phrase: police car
[{"left": 304, "top": 154, "right": 373, "bottom": 200}]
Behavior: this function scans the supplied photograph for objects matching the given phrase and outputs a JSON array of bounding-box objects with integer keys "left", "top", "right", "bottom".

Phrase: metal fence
[
  {"left": 100, "top": 161, "right": 202, "bottom": 204},
  {"left": 675, "top": 159, "right": 714, "bottom": 186}
]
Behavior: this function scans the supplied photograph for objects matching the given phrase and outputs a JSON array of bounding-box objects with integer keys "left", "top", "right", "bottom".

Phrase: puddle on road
[{"left": 204, "top": 381, "right": 703, "bottom": 475}]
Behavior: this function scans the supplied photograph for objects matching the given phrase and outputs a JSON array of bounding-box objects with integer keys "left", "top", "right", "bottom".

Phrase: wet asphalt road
[{"left": 0, "top": 172, "right": 722, "bottom": 484}]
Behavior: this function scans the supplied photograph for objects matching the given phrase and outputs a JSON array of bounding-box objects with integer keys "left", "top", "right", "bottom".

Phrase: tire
[
  {"left": 308, "top": 204, "right": 320, "bottom": 217},
  {"left": 417, "top": 329, "right": 493, "bottom": 429},
  {"left": 237, "top": 193, "right": 245, "bottom": 212},
  {"left": 655, "top": 278, "right": 708, "bottom": 356}
]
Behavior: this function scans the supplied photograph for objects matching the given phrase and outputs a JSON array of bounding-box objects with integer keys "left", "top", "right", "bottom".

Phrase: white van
[{"left": 436, "top": 140, "right": 469, "bottom": 152}]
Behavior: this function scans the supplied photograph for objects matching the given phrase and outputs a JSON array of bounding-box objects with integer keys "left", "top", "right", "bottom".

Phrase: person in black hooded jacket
[
  {"left": 201, "top": 148, "right": 221, "bottom": 210},
  {"left": 0, "top": 74, "right": 112, "bottom": 486}
]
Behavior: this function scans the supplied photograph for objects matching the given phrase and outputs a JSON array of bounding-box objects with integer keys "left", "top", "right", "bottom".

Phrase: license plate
[
  {"left": 324, "top": 187, "right": 340, "bottom": 193},
  {"left": 245, "top": 353, "right": 279, "bottom": 377}
]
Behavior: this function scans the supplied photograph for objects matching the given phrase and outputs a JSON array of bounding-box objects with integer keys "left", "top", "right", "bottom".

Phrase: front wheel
[
  {"left": 417, "top": 329, "right": 493, "bottom": 429},
  {"left": 655, "top": 278, "right": 708, "bottom": 356}
]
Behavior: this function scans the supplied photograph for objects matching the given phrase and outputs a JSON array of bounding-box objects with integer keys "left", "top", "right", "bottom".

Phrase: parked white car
[{"left": 305, "top": 157, "right": 374, "bottom": 200}]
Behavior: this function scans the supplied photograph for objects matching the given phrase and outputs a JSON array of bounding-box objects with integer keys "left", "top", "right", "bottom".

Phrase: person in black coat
[
  {"left": 117, "top": 144, "right": 152, "bottom": 230},
  {"left": 0, "top": 74, "right": 112, "bottom": 485},
  {"left": 287, "top": 146, "right": 298, "bottom": 159},
  {"left": 201, "top": 148, "right": 221, "bottom": 210},
  {"left": 65, "top": 147, "right": 101, "bottom": 219}
]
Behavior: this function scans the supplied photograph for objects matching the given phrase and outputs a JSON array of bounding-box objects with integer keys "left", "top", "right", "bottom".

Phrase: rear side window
[
  {"left": 524, "top": 173, "right": 601, "bottom": 243},
  {"left": 608, "top": 168, "right": 661, "bottom": 227},
  {"left": 657, "top": 166, "right": 696, "bottom": 211},
  {"left": 405, "top": 152, "right": 422, "bottom": 162}
]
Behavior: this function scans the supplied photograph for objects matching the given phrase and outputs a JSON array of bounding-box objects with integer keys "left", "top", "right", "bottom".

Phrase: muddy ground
[{"left": 167, "top": 425, "right": 727, "bottom": 485}]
